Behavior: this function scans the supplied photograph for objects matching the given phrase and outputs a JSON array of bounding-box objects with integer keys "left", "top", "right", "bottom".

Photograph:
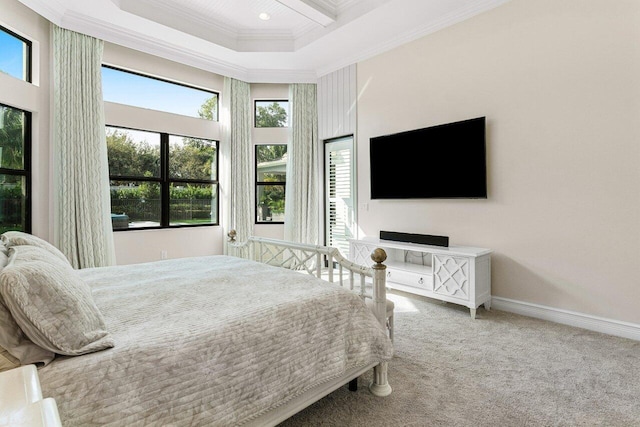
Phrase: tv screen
[{"left": 370, "top": 117, "right": 487, "bottom": 199}]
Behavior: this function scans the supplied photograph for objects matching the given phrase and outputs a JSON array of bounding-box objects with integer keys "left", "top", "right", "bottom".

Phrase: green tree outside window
[
  {"left": 255, "top": 101, "right": 288, "bottom": 127},
  {"left": 0, "top": 105, "right": 29, "bottom": 233}
]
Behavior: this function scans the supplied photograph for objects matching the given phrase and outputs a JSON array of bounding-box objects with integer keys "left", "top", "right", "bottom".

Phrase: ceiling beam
[{"left": 276, "top": 0, "right": 336, "bottom": 27}]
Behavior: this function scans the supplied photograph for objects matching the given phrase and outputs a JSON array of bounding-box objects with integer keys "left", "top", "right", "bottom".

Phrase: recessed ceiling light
[{"left": 259, "top": 12, "right": 271, "bottom": 21}]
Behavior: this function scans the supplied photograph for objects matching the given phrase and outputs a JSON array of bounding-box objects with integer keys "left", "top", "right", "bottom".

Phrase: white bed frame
[{"left": 227, "top": 231, "right": 392, "bottom": 426}]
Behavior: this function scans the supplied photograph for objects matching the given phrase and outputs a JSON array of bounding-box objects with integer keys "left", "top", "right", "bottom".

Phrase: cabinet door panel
[{"left": 433, "top": 255, "right": 470, "bottom": 300}]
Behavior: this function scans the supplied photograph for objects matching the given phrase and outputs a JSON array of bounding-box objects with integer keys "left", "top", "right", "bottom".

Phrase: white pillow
[
  {"left": 4, "top": 244, "right": 69, "bottom": 268},
  {"left": 0, "top": 245, "right": 113, "bottom": 356},
  {"left": 1, "top": 231, "right": 70, "bottom": 266}
]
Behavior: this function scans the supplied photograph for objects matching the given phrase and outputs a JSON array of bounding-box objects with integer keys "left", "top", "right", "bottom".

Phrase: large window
[
  {"left": 0, "top": 104, "right": 31, "bottom": 233},
  {"left": 102, "top": 66, "right": 218, "bottom": 120},
  {"left": 254, "top": 100, "right": 289, "bottom": 127},
  {"left": 255, "top": 145, "right": 287, "bottom": 223},
  {"left": 0, "top": 26, "right": 31, "bottom": 82},
  {"left": 107, "top": 126, "right": 218, "bottom": 230}
]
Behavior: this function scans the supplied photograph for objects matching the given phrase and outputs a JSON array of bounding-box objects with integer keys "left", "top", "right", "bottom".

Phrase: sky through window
[{"left": 101, "top": 66, "right": 218, "bottom": 120}]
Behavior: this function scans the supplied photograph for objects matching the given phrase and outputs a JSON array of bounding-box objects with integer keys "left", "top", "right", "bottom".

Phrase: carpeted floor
[{"left": 280, "top": 292, "right": 640, "bottom": 426}]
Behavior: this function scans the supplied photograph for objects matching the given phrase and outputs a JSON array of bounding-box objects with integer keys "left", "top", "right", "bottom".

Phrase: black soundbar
[{"left": 380, "top": 230, "right": 449, "bottom": 247}]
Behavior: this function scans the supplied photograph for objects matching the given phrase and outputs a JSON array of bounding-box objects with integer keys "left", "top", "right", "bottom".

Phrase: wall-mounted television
[{"left": 369, "top": 117, "right": 487, "bottom": 199}]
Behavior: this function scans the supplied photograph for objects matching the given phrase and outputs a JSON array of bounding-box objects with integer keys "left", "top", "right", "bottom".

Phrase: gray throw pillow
[
  {"left": 1, "top": 231, "right": 71, "bottom": 266},
  {"left": 0, "top": 246, "right": 114, "bottom": 356}
]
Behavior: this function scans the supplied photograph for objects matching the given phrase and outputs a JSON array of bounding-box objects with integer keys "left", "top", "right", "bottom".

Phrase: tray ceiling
[{"left": 18, "top": 0, "right": 510, "bottom": 82}]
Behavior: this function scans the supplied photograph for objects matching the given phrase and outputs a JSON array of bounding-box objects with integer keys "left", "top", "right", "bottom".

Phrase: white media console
[{"left": 350, "top": 237, "right": 492, "bottom": 319}]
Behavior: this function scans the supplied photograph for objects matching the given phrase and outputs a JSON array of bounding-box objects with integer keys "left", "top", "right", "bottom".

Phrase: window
[
  {"left": 101, "top": 66, "right": 218, "bottom": 120},
  {"left": 107, "top": 126, "right": 218, "bottom": 230},
  {"left": 255, "top": 100, "right": 289, "bottom": 127},
  {"left": 255, "top": 145, "right": 287, "bottom": 223},
  {"left": 0, "top": 26, "right": 31, "bottom": 82},
  {"left": 0, "top": 104, "right": 31, "bottom": 233}
]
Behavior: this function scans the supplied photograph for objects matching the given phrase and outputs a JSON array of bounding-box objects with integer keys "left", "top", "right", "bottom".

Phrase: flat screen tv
[{"left": 370, "top": 117, "right": 487, "bottom": 199}]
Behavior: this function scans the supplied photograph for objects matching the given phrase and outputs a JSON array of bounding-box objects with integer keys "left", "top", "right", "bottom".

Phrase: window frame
[
  {"left": 0, "top": 25, "right": 32, "bottom": 83},
  {"left": 106, "top": 124, "right": 219, "bottom": 231},
  {"left": 255, "top": 144, "right": 287, "bottom": 225},
  {"left": 254, "top": 99, "right": 289, "bottom": 128},
  {"left": 101, "top": 65, "right": 220, "bottom": 121},
  {"left": 0, "top": 102, "right": 32, "bottom": 233}
]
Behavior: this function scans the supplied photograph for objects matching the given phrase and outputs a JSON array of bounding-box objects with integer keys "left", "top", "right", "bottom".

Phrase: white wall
[
  {"left": 0, "top": 1, "right": 50, "bottom": 241},
  {"left": 357, "top": 0, "right": 640, "bottom": 323}
]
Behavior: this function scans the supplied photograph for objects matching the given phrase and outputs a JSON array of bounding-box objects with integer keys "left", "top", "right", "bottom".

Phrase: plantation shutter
[{"left": 325, "top": 137, "right": 355, "bottom": 259}]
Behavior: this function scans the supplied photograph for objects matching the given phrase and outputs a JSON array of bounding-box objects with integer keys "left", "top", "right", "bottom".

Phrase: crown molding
[
  {"left": 117, "top": 0, "right": 240, "bottom": 51},
  {"left": 18, "top": 0, "right": 66, "bottom": 24},
  {"left": 245, "top": 68, "right": 318, "bottom": 84},
  {"left": 316, "top": 0, "right": 511, "bottom": 77},
  {"left": 63, "top": 11, "right": 318, "bottom": 83},
  {"left": 61, "top": 11, "right": 249, "bottom": 80},
  {"left": 120, "top": 0, "right": 239, "bottom": 39},
  {"left": 276, "top": 0, "right": 336, "bottom": 27},
  {"left": 118, "top": 0, "right": 319, "bottom": 53}
]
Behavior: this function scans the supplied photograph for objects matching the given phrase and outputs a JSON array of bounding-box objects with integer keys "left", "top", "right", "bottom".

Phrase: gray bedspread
[{"left": 37, "top": 256, "right": 393, "bottom": 426}]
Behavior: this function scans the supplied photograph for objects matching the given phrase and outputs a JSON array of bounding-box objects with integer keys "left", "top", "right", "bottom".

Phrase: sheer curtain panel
[
  {"left": 220, "top": 77, "right": 253, "bottom": 250},
  {"left": 284, "top": 84, "right": 319, "bottom": 245},
  {"left": 52, "top": 25, "right": 115, "bottom": 268}
]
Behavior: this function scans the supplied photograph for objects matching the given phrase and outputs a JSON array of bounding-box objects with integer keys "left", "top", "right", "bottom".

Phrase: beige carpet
[{"left": 280, "top": 292, "right": 640, "bottom": 426}]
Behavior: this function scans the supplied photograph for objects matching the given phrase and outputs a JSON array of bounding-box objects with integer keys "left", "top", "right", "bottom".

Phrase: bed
[{"left": 0, "top": 232, "right": 393, "bottom": 426}]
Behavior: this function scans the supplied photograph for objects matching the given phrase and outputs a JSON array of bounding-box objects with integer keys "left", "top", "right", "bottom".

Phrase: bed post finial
[
  {"left": 371, "top": 248, "right": 387, "bottom": 266},
  {"left": 227, "top": 229, "right": 237, "bottom": 243}
]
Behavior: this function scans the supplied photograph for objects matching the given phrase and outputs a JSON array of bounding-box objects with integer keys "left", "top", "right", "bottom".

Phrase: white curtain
[
  {"left": 284, "top": 84, "right": 319, "bottom": 245},
  {"left": 52, "top": 25, "right": 115, "bottom": 268},
  {"left": 221, "top": 77, "right": 253, "bottom": 250}
]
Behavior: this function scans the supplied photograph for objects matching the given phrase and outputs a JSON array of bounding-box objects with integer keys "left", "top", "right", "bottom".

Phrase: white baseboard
[{"left": 491, "top": 297, "right": 640, "bottom": 342}]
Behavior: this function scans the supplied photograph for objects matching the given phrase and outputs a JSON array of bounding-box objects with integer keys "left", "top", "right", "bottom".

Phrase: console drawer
[{"left": 386, "top": 268, "right": 432, "bottom": 290}]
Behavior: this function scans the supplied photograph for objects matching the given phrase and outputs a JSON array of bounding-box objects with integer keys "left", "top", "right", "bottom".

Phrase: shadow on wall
[{"left": 491, "top": 253, "right": 603, "bottom": 316}]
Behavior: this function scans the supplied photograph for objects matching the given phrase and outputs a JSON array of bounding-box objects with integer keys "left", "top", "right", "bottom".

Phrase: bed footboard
[{"left": 227, "top": 230, "right": 392, "bottom": 397}]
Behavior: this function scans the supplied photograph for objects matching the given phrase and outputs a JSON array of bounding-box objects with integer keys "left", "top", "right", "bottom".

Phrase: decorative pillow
[
  {"left": 4, "top": 245, "right": 69, "bottom": 269},
  {"left": 1, "top": 231, "right": 70, "bottom": 267},
  {"left": 0, "top": 245, "right": 114, "bottom": 356}
]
